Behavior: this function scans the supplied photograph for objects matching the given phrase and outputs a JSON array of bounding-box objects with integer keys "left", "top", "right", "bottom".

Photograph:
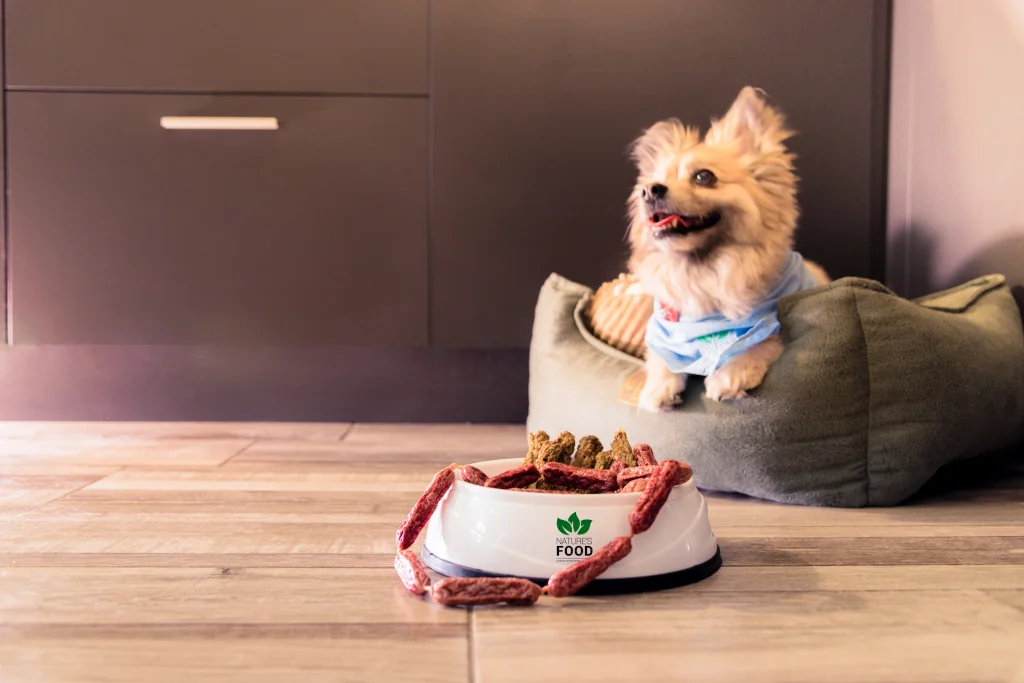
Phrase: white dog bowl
[{"left": 421, "top": 458, "right": 721, "bottom": 594}]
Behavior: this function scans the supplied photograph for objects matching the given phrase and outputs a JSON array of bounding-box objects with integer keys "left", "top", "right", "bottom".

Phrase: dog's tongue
[{"left": 652, "top": 214, "right": 694, "bottom": 229}]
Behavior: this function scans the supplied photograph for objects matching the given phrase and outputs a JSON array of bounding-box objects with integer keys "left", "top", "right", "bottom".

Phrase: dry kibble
[
  {"left": 594, "top": 450, "right": 616, "bottom": 470},
  {"left": 538, "top": 432, "right": 575, "bottom": 466},
  {"left": 524, "top": 431, "right": 551, "bottom": 466},
  {"left": 572, "top": 435, "right": 603, "bottom": 469},
  {"left": 610, "top": 429, "right": 638, "bottom": 467}
]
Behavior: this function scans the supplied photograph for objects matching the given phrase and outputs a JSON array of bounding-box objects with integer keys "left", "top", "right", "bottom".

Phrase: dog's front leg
[
  {"left": 638, "top": 353, "right": 687, "bottom": 412},
  {"left": 705, "top": 334, "right": 783, "bottom": 401}
]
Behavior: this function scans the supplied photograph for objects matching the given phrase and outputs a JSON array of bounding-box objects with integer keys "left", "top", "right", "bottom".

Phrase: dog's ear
[
  {"left": 705, "top": 87, "right": 793, "bottom": 155},
  {"left": 629, "top": 119, "right": 699, "bottom": 176}
]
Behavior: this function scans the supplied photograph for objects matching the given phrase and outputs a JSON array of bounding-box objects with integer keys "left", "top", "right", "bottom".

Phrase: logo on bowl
[{"left": 555, "top": 512, "right": 594, "bottom": 561}]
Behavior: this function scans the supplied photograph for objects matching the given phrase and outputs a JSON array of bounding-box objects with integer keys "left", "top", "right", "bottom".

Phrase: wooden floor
[{"left": 0, "top": 423, "right": 1021, "bottom": 683}]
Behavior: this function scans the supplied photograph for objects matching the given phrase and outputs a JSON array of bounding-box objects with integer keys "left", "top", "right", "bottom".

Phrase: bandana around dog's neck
[{"left": 645, "top": 251, "right": 820, "bottom": 377}]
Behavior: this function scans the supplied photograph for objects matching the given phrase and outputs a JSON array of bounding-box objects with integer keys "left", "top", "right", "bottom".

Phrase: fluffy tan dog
[{"left": 628, "top": 87, "right": 829, "bottom": 411}]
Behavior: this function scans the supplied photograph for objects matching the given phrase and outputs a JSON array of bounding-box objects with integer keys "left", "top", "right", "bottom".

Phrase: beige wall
[{"left": 887, "top": 0, "right": 1024, "bottom": 299}]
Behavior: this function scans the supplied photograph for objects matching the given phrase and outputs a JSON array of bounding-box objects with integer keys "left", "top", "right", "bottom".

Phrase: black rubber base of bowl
[{"left": 421, "top": 546, "right": 722, "bottom": 596}]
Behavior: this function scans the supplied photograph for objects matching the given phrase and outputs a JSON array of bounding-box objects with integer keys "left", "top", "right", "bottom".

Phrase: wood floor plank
[
  {"left": 718, "top": 535, "right": 1024, "bottom": 565},
  {"left": 713, "top": 525, "right": 1024, "bottom": 538},
  {"left": 0, "top": 553, "right": 392, "bottom": 569},
  {"left": 0, "top": 465, "right": 117, "bottom": 512},
  {"left": 0, "top": 489, "right": 81, "bottom": 511},
  {"left": 80, "top": 468, "right": 441, "bottom": 492},
  {"left": 0, "top": 421, "right": 354, "bottom": 441},
  {"left": 0, "top": 565, "right": 467, "bottom": 683},
  {"left": 0, "top": 465, "right": 119, "bottom": 484},
  {"left": 0, "top": 517, "right": 397, "bottom": 555},
  {"left": 699, "top": 565, "right": 1024, "bottom": 591},
  {"left": 232, "top": 423, "right": 527, "bottom": 463},
  {"left": 0, "top": 638, "right": 468, "bottom": 683},
  {"left": 705, "top": 496, "right": 1024, "bottom": 526},
  {"left": 471, "top": 589, "right": 1024, "bottom": 683},
  {"left": 41, "top": 488, "right": 423, "bottom": 516},
  {"left": 0, "top": 567, "right": 460, "bottom": 625},
  {"left": 984, "top": 589, "right": 1024, "bottom": 615},
  {"left": 0, "top": 439, "right": 253, "bottom": 468}
]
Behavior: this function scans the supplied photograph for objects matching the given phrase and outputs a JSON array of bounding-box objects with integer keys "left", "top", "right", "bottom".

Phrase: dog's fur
[{"left": 627, "top": 87, "right": 829, "bottom": 411}]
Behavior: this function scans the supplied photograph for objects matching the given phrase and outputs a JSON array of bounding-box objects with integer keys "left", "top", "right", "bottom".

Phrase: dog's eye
[{"left": 693, "top": 169, "right": 717, "bottom": 187}]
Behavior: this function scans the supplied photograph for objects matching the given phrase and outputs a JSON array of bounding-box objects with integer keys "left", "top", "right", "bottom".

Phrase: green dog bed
[{"left": 527, "top": 273, "right": 1024, "bottom": 506}]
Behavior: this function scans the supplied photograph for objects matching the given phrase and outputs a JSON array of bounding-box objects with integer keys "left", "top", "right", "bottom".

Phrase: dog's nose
[{"left": 648, "top": 183, "right": 668, "bottom": 200}]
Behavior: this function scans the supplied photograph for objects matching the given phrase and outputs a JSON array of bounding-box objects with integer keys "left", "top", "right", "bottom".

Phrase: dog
[{"left": 628, "top": 86, "right": 830, "bottom": 412}]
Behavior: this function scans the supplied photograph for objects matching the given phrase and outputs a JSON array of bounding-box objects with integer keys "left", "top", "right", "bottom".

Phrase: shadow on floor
[{"left": 905, "top": 443, "right": 1024, "bottom": 505}]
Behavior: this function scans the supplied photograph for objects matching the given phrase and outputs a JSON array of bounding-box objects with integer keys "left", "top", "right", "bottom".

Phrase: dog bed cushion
[{"left": 527, "top": 273, "right": 1024, "bottom": 506}]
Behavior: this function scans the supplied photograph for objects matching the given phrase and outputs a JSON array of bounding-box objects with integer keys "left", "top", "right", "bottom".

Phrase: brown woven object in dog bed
[{"left": 581, "top": 274, "right": 652, "bottom": 359}]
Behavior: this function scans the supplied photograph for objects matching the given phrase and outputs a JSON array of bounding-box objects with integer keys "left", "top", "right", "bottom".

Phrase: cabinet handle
[{"left": 159, "top": 116, "right": 279, "bottom": 131}]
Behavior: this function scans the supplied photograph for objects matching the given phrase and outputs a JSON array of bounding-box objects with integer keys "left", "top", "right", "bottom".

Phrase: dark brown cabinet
[
  {"left": 6, "top": 0, "right": 428, "bottom": 94},
  {"left": 0, "top": 0, "right": 890, "bottom": 421},
  {"left": 8, "top": 93, "right": 428, "bottom": 344}
]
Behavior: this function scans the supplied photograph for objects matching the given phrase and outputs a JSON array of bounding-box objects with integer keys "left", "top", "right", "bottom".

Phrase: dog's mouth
[{"left": 649, "top": 212, "right": 722, "bottom": 238}]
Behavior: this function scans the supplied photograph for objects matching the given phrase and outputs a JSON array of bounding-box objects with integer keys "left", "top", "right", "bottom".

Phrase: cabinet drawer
[
  {"left": 6, "top": 0, "right": 427, "bottom": 94},
  {"left": 8, "top": 93, "right": 428, "bottom": 345}
]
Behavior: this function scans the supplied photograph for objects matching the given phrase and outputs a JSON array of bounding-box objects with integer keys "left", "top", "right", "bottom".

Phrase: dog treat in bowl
[
  {"left": 617, "top": 465, "right": 657, "bottom": 487},
  {"left": 572, "top": 435, "right": 604, "bottom": 469},
  {"left": 619, "top": 477, "right": 651, "bottom": 493},
  {"left": 523, "top": 430, "right": 550, "bottom": 466},
  {"left": 633, "top": 443, "right": 658, "bottom": 467},
  {"left": 592, "top": 451, "right": 612, "bottom": 470},
  {"left": 539, "top": 462, "right": 618, "bottom": 493},
  {"left": 518, "top": 429, "right": 649, "bottom": 485},
  {"left": 629, "top": 461, "right": 683, "bottom": 534},
  {"left": 610, "top": 429, "right": 638, "bottom": 467},
  {"left": 538, "top": 431, "right": 575, "bottom": 466},
  {"left": 484, "top": 463, "right": 541, "bottom": 490},
  {"left": 458, "top": 465, "right": 489, "bottom": 486}
]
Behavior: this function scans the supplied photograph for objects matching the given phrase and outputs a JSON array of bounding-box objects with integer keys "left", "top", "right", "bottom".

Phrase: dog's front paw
[
  {"left": 704, "top": 336, "right": 782, "bottom": 402},
  {"left": 638, "top": 372, "right": 686, "bottom": 412},
  {"left": 704, "top": 366, "right": 754, "bottom": 402},
  {"left": 705, "top": 357, "right": 769, "bottom": 402}
]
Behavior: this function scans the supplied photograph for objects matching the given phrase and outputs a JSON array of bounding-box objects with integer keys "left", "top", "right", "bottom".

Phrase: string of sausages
[{"left": 394, "top": 444, "right": 693, "bottom": 607}]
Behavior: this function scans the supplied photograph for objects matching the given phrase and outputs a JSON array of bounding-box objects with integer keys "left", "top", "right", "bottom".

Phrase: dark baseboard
[{"left": 0, "top": 345, "right": 528, "bottom": 422}]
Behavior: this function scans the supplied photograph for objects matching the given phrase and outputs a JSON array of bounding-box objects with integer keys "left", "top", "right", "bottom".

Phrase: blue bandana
[{"left": 645, "top": 251, "right": 820, "bottom": 376}]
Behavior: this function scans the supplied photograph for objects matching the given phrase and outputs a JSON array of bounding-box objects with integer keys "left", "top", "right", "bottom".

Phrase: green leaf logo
[{"left": 557, "top": 513, "right": 593, "bottom": 536}]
